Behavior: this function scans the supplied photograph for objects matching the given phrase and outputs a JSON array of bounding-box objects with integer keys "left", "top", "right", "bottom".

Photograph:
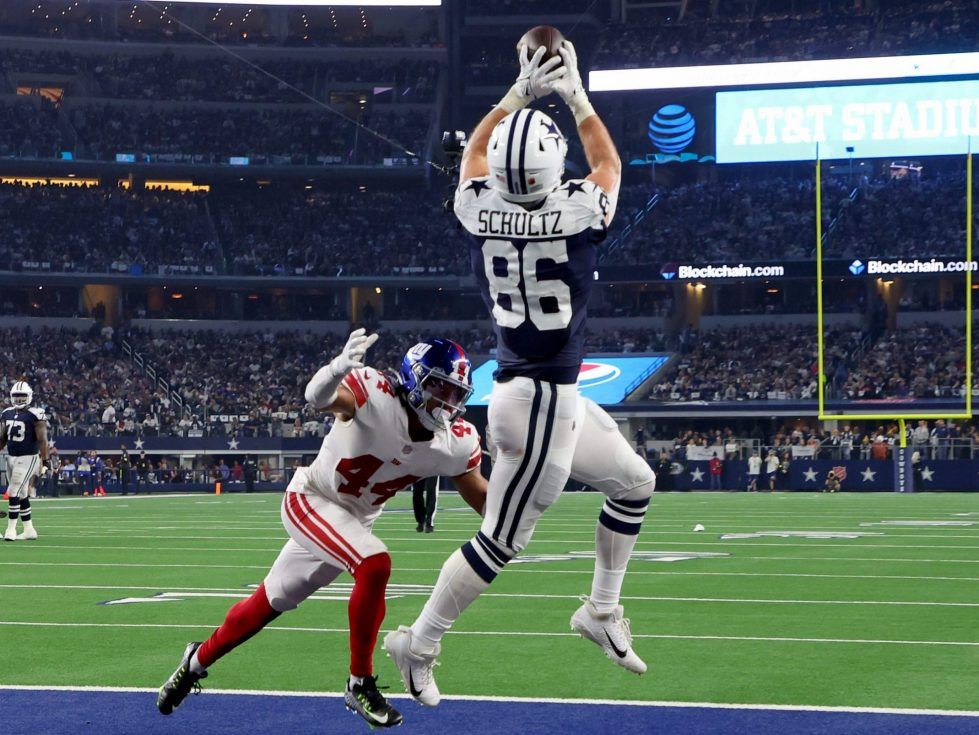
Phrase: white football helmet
[
  {"left": 10, "top": 381, "right": 32, "bottom": 408},
  {"left": 488, "top": 109, "right": 567, "bottom": 203}
]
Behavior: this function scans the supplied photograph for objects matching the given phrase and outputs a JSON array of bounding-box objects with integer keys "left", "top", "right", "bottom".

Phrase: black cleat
[
  {"left": 344, "top": 675, "right": 403, "bottom": 728},
  {"left": 157, "top": 641, "right": 207, "bottom": 715}
]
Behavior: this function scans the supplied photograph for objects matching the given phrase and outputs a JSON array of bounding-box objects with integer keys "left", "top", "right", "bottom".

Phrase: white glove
[
  {"left": 332, "top": 328, "right": 378, "bottom": 374},
  {"left": 304, "top": 328, "right": 379, "bottom": 409},
  {"left": 498, "top": 45, "right": 566, "bottom": 113},
  {"left": 552, "top": 41, "right": 596, "bottom": 125}
]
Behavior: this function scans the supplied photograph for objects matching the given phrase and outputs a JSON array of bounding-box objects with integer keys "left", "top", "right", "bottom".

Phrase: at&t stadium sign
[{"left": 716, "top": 79, "right": 979, "bottom": 163}]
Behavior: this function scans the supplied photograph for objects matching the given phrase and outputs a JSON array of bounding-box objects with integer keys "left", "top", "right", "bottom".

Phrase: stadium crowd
[
  {"left": 827, "top": 173, "right": 971, "bottom": 259},
  {"left": 607, "top": 173, "right": 975, "bottom": 265},
  {"left": 214, "top": 188, "right": 456, "bottom": 277},
  {"left": 593, "top": 1, "right": 979, "bottom": 69},
  {"left": 0, "top": 4, "right": 441, "bottom": 47},
  {"left": 651, "top": 323, "right": 970, "bottom": 403},
  {"left": 4, "top": 318, "right": 973, "bottom": 441},
  {"left": 0, "top": 97, "right": 67, "bottom": 159},
  {"left": 0, "top": 183, "right": 218, "bottom": 275},
  {"left": 0, "top": 49, "right": 440, "bottom": 104},
  {"left": 612, "top": 177, "right": 835, "bottom": 264},
  {"left": 649, "top": 417, "right": 979, "bottom": 463},
  {"left": 0, "top": 171, "right": 971, "bottom": 277},
  {"left": 67, "top": 104, "right": 429, "bottom": 165}
]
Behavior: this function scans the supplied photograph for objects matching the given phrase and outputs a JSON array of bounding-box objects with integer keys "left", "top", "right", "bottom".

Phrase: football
[{"left": 516, "top": 25, "right": 565, "bottom": 63}]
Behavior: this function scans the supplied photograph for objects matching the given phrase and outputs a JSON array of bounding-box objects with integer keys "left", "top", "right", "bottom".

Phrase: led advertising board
[
  {"left": 589, "top": 52, "right": 979, "bottom": 92},
  {"left": 715, "top": 79, "right": 979, "bottom": 163},
  {"left": 468, "top": 357, "right": 669, "bottom": 407}
]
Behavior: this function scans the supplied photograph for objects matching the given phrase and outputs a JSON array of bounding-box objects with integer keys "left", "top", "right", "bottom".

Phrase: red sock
[
  {"left": 348, "top": 553, "right": 391, "bottom": 677},
  {"left": 197, "top": 583, "right": 280, "bottom": 669}
]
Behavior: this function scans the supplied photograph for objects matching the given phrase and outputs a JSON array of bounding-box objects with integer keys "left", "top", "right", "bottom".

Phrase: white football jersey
[{"left": 292, "top": 367, "right": 482, "bottom": 523}]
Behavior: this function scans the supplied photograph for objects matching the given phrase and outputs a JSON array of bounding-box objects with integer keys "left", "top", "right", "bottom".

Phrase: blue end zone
[{"left": 4, "top": 690, "right": 977, "bottom": 735}]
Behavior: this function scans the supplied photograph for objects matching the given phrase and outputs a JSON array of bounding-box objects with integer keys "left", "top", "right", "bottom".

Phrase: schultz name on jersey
[
  {"left": 455, "top": 176, "right": 609, "bottom": 384},
  {"left": 1, "top": 405, "right": 46, "bottom": 457}
]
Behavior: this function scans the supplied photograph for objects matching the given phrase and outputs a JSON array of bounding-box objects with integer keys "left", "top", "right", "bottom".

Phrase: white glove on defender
[
  {"left": 304, "top": 328, "right": 379, "bottom": 409},
  {"left": 498, "top": 46, "right": 566, "bottom": 113},
  {"left": 552, "top": 41, "right": 596, "bottom": 125},
  {"left": 332, "top": 328, "right": 378, "bottom": 374}
]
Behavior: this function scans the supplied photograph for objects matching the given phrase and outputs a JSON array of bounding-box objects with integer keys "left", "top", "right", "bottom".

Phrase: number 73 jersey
[
  {"left": 295, "top": 367, "right": 482, "bottom": 523},
  {"left": 455, "top": 176, "right": 611, "bottom": 384}
]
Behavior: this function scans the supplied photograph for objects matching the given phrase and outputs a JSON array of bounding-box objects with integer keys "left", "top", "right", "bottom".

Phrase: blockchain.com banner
[
  {"left": 716, "top": 79, "right": 979, "bottom": 163},
  {"left": 468, "top": 356, "right": 669, "bottom": 406}
]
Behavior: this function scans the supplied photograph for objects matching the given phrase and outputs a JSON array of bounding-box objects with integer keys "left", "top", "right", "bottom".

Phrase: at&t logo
[{"left": 648, "top": 105, "right": 696, "bottom": 154}]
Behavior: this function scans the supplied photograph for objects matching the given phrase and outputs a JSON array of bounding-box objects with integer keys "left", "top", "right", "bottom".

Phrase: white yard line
[
  {"left": 0, "top": 622, "right": 976, "bottom": 649},
  {"left": 3, "top": 560, "right": 976, "bottom": 582},
  {"left": 34, "top": 532, "right": 979, "bottom": 550},
  {"left": 17, "top": 543, "right": 979, "bottom": 562},
  {"left": 5, "top": 582, "right": 979, "bottom": 607}
]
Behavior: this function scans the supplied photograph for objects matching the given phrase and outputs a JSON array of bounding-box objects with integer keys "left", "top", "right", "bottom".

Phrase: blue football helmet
[{"left": 399, "top": 339, "right": 473, "bottom": 431}]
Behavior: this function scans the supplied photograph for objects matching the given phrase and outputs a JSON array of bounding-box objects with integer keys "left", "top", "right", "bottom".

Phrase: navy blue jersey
[
  {"left": 2, "top": 405, "right": 46, "bottom": 457},
  {"left": 455, "top": 177, "right": 612, "bottom": 384}
]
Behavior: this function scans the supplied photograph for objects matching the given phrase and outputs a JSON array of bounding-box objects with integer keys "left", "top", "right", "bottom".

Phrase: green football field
[{"left": 1, "top": 490, "right": 977, "bottom": 712}]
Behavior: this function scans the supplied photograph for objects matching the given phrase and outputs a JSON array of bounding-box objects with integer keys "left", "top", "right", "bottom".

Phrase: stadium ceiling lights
[
  {"left": 160, "top": 1, "right": 439, "bottom": 5},
  {"left": 589, "top": 51, "right": 979, "bottom": 92}
]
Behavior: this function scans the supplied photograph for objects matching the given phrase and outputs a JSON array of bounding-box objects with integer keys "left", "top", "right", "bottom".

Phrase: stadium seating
[
  {"left": 0, "top": 183, "right": 218, "bottom": 275},
  {"left": 593, "top": 2, "right": 979, "bottom": 69}
]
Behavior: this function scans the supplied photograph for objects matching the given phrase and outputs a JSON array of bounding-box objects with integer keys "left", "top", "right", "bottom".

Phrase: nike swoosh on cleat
[
  {"left": 604, "top": 629, "right": 629, "bottom": 659},
  {"left": 408, "top": 671, "right": 424, "bottom": 699}
]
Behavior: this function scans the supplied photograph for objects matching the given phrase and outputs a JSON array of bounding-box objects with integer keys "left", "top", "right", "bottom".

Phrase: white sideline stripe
[
  {"left": 39, "top": 494, "right": 201, "bottom": 502},
  {"left": 1, "top": 622, "right": 977, "bottom": 649},
  {"left": 3, "top": 561, "right": 976, "bottom": 582},
  {"left": 20, "top": 543, "right": 979, "bottom": 562},
  {"left": 4, "top": 583, "right": 977, "bottom": 607},
  {"left": 0, "top": 684, "right": 977, "bottom": 718},
  {"left": 0, "top": 684, "right": 976, "bottom": 718}
]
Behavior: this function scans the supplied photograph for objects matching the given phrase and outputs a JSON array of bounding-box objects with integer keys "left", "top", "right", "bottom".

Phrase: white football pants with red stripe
[{"left": 266, "top": 490, "right": 387, "bottom": 610}]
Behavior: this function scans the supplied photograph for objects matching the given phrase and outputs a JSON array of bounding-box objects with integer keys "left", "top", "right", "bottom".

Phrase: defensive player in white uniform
[
  {"left": 385, "top": 41, "right": 655, "bottom": 705},
  {"left": 157, "top": 332, "right": 487, "bottom": 728},
  {"left": 1, "top": 381, "right": 49, "bottom": 541}
]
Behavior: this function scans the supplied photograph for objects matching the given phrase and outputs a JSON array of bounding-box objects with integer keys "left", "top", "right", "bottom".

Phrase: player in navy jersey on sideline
[
  {"left": 1, "top": 381, "right": 50, "bottom": 541},
  {"left": 385, "top": 39, "right": 655, "bottom": 705}
]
